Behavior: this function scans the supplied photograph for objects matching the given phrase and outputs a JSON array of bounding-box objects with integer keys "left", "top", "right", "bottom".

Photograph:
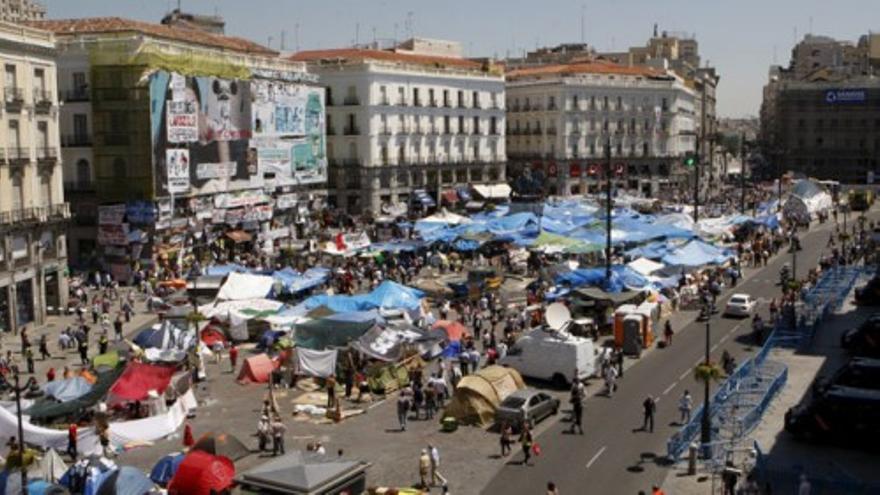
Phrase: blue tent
[
  {"left": 272, "top": 267, "right": 330, "bottom": 294},
  {"left": 662, "top": 239, "right": 733, "bottom": 267},
  {"left": 149, "top": 452, "right": 185, "bottom": 486},
  {"left": 554, "top": 265, "right": 650, "bottom": 293},
  {"left": 303, "top": 281, "right": 424, "bottom": 313},
  {"left": 95, "top": 466, "right": 154, "bottom": 495},
  {"left": 132, "top": 322, "right": 180, "bottom": 349},
  {"left": 43, "top": 376, "right": 93, "bottom": 402}
]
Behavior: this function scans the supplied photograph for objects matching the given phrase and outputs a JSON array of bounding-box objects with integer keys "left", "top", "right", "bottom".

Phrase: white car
[{"left": 724, "top": 294, "right": 756, "bottom": 318}]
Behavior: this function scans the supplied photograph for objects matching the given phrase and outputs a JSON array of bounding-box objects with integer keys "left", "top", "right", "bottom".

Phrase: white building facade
[
  {"left": 293, "top": 44, "right": 506, "bottom": 214},
  {"left": 0, "top": 21, "right": 68, "bottom": 332},
  {"left": 506, "top": 62, "right": 696, "bottom": 197}
]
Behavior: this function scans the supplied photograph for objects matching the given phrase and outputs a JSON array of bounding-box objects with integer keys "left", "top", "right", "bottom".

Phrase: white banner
[
  {"left": 275, "top": 193, "right": 298, "bottom": 210},
  {"left": 213, "top": 190, "right": 270, "bottom": 209},
  {"left": 261, "top": 227, "right": 290, "bottom": 241},
  {"left": 98, "top": 204, "right": 126, "bottom": 225},
  {"left": 166, "top": 149, "right": 190, "bottom": 193},
  {"left": 166, "top": 100, "right": 198, "bottom": 143},
  {"left": 196, "top": 162, "right": 236, "bottom": 180}
]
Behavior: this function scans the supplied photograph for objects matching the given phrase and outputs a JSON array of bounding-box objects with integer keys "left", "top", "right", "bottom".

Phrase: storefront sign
[
  {"left": 166, "top": 149, "right": 191, "bottom": 193},
  {"left": 824, "top": 89, "right": 866, "bottom": 104},
  {"left": 97, "top": 224, "right": 130, "bottom": 246},
  {"left": 98, "top": 204, "right": 126, "bottom": 225},
  {"left": 167, "top": 100, "right": 199, "bottom": 143},
  {"left": 214, "top": 190, "right": 270, "bottom": 209},
  {"left": 275, "top": 193, "right": 298, "bottom": 210}
]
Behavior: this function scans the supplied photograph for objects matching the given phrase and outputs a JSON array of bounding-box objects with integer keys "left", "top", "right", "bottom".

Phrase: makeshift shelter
[
  {"left": 42, "top": 377, "right": 92, "bottom": 403},
  {"left": 133, "top": 320, "right": 194, "bottom": 351},
  {"left": 108, "top": 362, "right": 175, "bottom": 404},
  {"left": 36, "top": 448, "right": 68, "bottom": 483},
  {"left": 216, "top": 272, "right": 275, "bottom": 301},
  {"left": 432, "top": 320, "right": 467, "bottom": 342},
  {"left": 236, "top": 451, "right": 370, "bottom": 495},
  {"left": 303, "top": 281, "right": 424, "bottom": 313},
  {"left": 443, "top": 365, "right": 525, "bottom": 427},
  {"left": 236, "top": 354, "right": 278, "bottom": 384},
  {"left": 472, "top": 183, "right": 512, "bottom": 200},
  {"left": 661, "top": 239, "right": 732, "bottom": 267},
  {"left": 421, "top": 210, "right": 473, "bottom": 225},
  {"left": 95, "top": 466, "right": 154, "bottom": 495},
  {"left": 292, "top": 318, "right": 373, "bottom": 350},
  {"left": 199, "top": 326, "right": 226, "bottom": 347},
  {"left": 149, "top": 452, "right": 185, "bottom": 486},
  {"left": 167, "top": 451, "right": 234, "bottom": 495},
  {"left": 192, "top": 432, "right": 250, "bottom": 461},
  {"left": 59, "top": 458, "right": 117, "bottom": 495},
  {"left": 295, "top": 348, "right": 338, "bottom": 378},
  {"left": 27, "top": 365, "right": 125, "bottom": 422},
  {"left": 108, "top": 390, "right": 197, "bottom": 450},
  {"left": 784, "top": 179, "right": 832, "bottom": 222},
  {"left": 627, "top": 257, "right": 665, "bottom": 277}
]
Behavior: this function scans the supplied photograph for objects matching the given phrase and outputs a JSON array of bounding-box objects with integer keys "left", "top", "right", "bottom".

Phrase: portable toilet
[
  {"left": 634, "top": 301, "right": 659, "bottom": 347},
  {"left": 614, "top": 304, "right": 639, "bottom": 348},
  {"left": 622, "top": 314, "right": 644, "bottom": 357}
]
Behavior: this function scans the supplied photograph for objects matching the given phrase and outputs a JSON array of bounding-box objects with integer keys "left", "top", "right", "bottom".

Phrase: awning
[
  {"left": 465, "top": 201, "right": 485, "bottom": 210},
  {"left": 472, "top": 183, "right": 512, "bottom": 200},
  {"left": 456, "top": 187, "right": 472, "bottom": 202},
  {"left": 225, "top": 230, "right": 253, "bottom": 243},
  {"left": 441, "top": 189, "right": 459, "bottom": 204},
  {"left": 412, "top": 190, "right": 436, "bottom": 207}
]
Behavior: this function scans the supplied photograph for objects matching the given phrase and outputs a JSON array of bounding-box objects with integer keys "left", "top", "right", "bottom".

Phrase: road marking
[
  {"left": 367, "top": 399, "right": 387, "bottom": 410},
  {"left": 662, "top": 382, "right": 677, "bottom": 396},
  {"left": 586, "top": 446, "right": 607, "bottom": 469},
  {"left": 720, "top": 334, "right": 729, "bottom": 343},
  {"left": 679, "top": 370, "right": 690, "bottom": 381},
  {"left": 710, "top": 343, "right": 719, "bottom": 352}
]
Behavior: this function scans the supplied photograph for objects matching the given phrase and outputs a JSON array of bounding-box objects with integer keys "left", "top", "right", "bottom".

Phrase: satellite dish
[{"left": 545, "top": 302, "right": 572, "bottom": 332}]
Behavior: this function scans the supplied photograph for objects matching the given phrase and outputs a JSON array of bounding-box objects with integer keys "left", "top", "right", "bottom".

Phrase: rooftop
[
  {"left": 290, "top": 47, "right": 484, "bottom": 71},
  {"left": 24, "top": 16, "right": 274, "bottom": 55},
  {"left": 507, "top": 60, "right": 665, "bottom": 80}
]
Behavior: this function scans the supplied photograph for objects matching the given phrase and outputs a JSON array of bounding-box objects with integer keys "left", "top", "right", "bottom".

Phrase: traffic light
[{"left": 684, "top": 153, "right": 697, "bottom": 168}]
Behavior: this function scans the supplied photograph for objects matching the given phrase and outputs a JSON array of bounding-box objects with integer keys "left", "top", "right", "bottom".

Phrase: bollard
[{"left": 688, "top": 442, "right": 698, "bottom": 475}]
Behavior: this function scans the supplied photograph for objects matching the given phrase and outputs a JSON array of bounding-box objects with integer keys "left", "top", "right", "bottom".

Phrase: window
[
  {"left": 413, "top": 88, "right": 420, "bottom": 106},
  {"left": 443, "top": 89, "right": 449, "bottom": 106},
  {"left": 73, "top": 114, "right": 88, "bottom": 141},
  {"left": 643, "top": 142, "right": 649, "bottom": 155},
  {"left": 11, "top": 174, "right": 23, "bottom": 210},
  {"left": 76, "top": 159, "right": 90, "bottom": 186},
  {"left": 8, "top": 119, "right": 20, "bottom": 149},
  {"left": 444, "top": 115, "right": 450, "bottom": 134},
  {"left": 572, "top": 95, "right": 579, "bottom": 110},
  {"left": 473, "top": 116, "right": 480, "bottom": 135},
  {"left": 490, "top": 116, "right": 497, "bottom": 135},
  {"left": 113, "top": 157, "right": 126, "bottom": 179},
  {"left": 548, "top": 96, "right": 556, "bottom": 109},
  {"left": 472, "top": 91, "right": 479, "bottom": 108},
  {"left": 379, "top": 85, "right": 387, "bottom": 104},
  {"left": 458, "top": 90, "right": 464, "bottom": 107},
  {"left": 4, "top": 64, "right": 16, "bottom": 90},
  {"left": 661, "top": 97, "right": 668, "bottom": 111},
  {"left": 72, "top": 71, "right": 86, "bottom": 92},
  {"left": 33, "top": 68, "right": 45, "bottom": 92},
  {"left": 603, "top": 96, "right": 608, "bottom": 110},
  {"left": 37, "top": 120, "right": 49, "bottom": 148},
  {"left": 590, "top": 95, "right": 596, "bottom": 110},
  {"left": 397, "top": 86, "right": 405, "bottom": 104},
  {"left": 458, "top": 115, "right": 465, "bottom": 134},
  {"left": 617, "top": 96, "right": 622, "bottom": 110},
  {"left": 40, "top": 174, "right": 51, "bottom": 207},
  {"left": 429, "top": 88, "right": 435, "bottom": 105}
]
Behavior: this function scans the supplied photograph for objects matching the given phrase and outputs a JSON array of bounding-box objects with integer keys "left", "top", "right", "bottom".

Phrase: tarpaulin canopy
[
  {"left": 303, "top": 281, "right": 424, "bottom": 313},
  {"left": 199, "top": 326, "right": 227, "bottom": 347},
  {"left": 412, "top": 189, "right": 436, "bottom": 207},
  {"left": 204, "top": 264, "right": 249, "bottom": 277},
  {"left": 296, "top": 348, "right": 338, "bottom": 378},
  {"left": 472, "top": 183, "right": 512, "bottom": 200},
  {"left": 167, "top": 451, "right": 235, "bottom": 495},
  {"left": 352, "top": 324, "right": 443, "bottom": 362},
  {"left": 237, "top": 354, "right": 278, "bottom": 384},
  {"left": 271, "top": 267, "right": 330, "bottom": 294},
  {"left": 95, "top": 466, "right": 154, "bottom": 495},
  {"left": 0, "top": 406, "right": 99, "bottom": 455},
  {"left": 422, "top": 210, "right": 472, "bottom": 225},
  {"left": 42, "top": 377, "right": 93, "bottom": 403},
  {"left": 108, "top": 362, "right": 175, "bottom": 403},
  {"left": 133, "top": 320, "right": 195, "bottom": 351},
  {"left": 661, "top": 239, "right": 733, "bottom": 267},
  {"left": 532, "top": 231, "right": 601, "bottom": 254},
  {"left": 109, "top": 391, "right": 197, "bottom": 450},
  {"left": 27, "top": 365, "right": 125, "bottom": 421},
  {"left": 216, "top": 272, "right": 274, "bottom": 301},
  {"left": 236, "top": 452, "right": 369, "bottom": 495},
  {"left": 292, "top": 318, "right": 373, "bottom": 350},
  {"left": 627, "top": 257, "right": 665, "bottom": 277},
  {"left": 555, "top": 265, "right": 651, "bottom": 293},
  {"left": 92, "top": 351, "right": 120, "bottom": 370}
]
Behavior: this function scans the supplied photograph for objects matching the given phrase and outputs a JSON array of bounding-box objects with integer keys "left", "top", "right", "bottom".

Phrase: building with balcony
[
  {"left": 0, "top": 0, "right": 44, "bottom": 23},
  {"left": 506, "top": 59, "right": 696, "bottom": 197},
  {"left": 30, "top": 17, "right": 326, "bottom": 278},
  {"left": 0, "top": 21, "right": 68, "bottom": 332},
  {"left": 291, "top": 38, "right": 506, "bottom": 214}
]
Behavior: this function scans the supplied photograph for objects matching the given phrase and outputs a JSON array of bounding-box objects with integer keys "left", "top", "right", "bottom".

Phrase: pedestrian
[
  {"left": 67, "top": 422, "right": 78, "bottom": 460},
  {"left": 569, "top": 393, "right": 584, "bottom": 435},
  {"left": 271, "top": 416, "right": 287, "bottom": 455},
  {"left": 604, "top": 365, "right": 618, "bottom": 397},
  {"left": 113, "top": 315, "right": 124, "bottom": 341},
  {"left": 183, "top": 422, "right": 194, "bottom": 449},
  {"left": 428, "top": 443, "right": 447, "bottom": 487},
  {"left": 679, "top": 390, "right": 693, "bottom": 424},
  {"left": 46, "top": 367, "right": 55, "bottom": 382},
  {"left": 643, "top": 396, "right": 656, "bottom": 433},
  {"left": 663, "top": 320, "right": 673, "bottom": 347},
  {"left": 418, "top": 449, "right": 431, "bottom": 488},
  {"left": 424, "top": 385, "right": 437, "bottom": 419},
  {"left": 256, "top": 415, "right": 270, "bottom": 451},
  {"left": 25, "top": 347, "right": 34, "bottom": 374},
  {"left": 722, "top": 461, "right": 740, "bottom": 495},
  {"left": 229, "top": 344, "right": 238, "bottom": 373},
  {"left": 38, "top": 334, "right": 50, "bottom": 360},
  {"left": 326, "top": 374, "right": 337, "bottom": 409},
  {"left": 98, "top": 332, "right": 109, "bottom": 355},
  {"left": 500, "top": 422, "right": 513, "bottom": 456},
  {"left": 519, "top": 424, "right": 534, "bottom": 466},
  {"left": 397, "top": 390, "right": 411, "bottom": 431},
  {"left": 547, "top": 481, "right": 559, "bottom": 495},
  {"left": 77, "top": 338, "right": 89, "bottom": 366}
]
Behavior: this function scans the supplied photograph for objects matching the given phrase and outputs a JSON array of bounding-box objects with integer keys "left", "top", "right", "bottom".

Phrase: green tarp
[
  {"left": 92, "top": 350, "right": 120, "bottom": 369},
  {"left": 26, "top": 365, "right": 126, "bottom": 422},
  {"left": 293, "top": 319, "right": 373, "bottom": 350}
]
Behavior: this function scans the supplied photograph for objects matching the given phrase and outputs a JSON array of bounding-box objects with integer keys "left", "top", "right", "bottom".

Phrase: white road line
[
  {"left": 586, "top": 445, "right": 607, "bottom": 469},
  {"left": 679, "top": 370, "right": 690, "bottom": 381},
  {"left": 710, "top": 343, "right": 719, "bottom": 352},
  {"left": 662, "top": 382, "right": 677, "bottom": 396},
  {"left": 695, "top": 358, "right": 704, "bottom": 367},
  {"left": 720, "top": 334, "right": 729, "bottom": 343},
  {"left": 367, "top": 399, "right": 387, "bottom": 410}
]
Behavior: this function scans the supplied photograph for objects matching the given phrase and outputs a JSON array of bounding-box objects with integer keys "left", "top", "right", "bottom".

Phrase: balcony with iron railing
[
  {"left": 0, "top": 203, "right": 70, "bottom": 226},
  {"left": 378, "top": 97, "right": 391, "bottom": 105},
  {"left": 36, "top": 147, "right": 58, "bottom": 162},
  {"left": 61, "top": 134, "right": 93, "bottom": 147},
  {"left": 33, "top": 89, "right": 53, "bottom": 111},
  {"left": 343, "top": 96, "right": 361, "bottom": 106},
  {"left": 6, "top": 147, "right": 29, "bottom": 163},
  {"left": 344, "top": 125, "right": 361, "bottom": 136},
  {"left": 64, "top": 181, "right": 95, "bottom": 193},
  {"left": 4, "top": 87, "right": 24, "bottom": 109},
  {"left": 379, "top": 126, "right": 392, "bottom": 136},
  {"left": 60, "top": 88, "right": 90, "bottom": 102}
]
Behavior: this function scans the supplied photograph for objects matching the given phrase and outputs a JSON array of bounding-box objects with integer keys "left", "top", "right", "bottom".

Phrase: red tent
[
  {"left": 433, "top": 320, "right": 468, "bottom": 342},
  {"left": 236, "top": 354, "right": 278, "bottom": 384},
  {"left": 167, "top": 450, "right": 235, "bottom": 495},
  {"left": 200, "top": 326, "right": 227, "bottom": 347},
  {"left": 109, "top": 362, "right": 175, "bottom": 403}
]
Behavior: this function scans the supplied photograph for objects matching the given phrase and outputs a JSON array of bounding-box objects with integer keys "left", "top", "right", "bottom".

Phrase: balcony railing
[
  {"left": 326, "top": 126, "right": 336, "bottom": 136},
  {"left": 429, "top": 100, "right": 439, "bottom": 108},
  {"left": 547, "top": 127, "right": 557, "bottom": 135},
  {"left": 6, "top": 147, "right": 29, "bottom": 162},
  {"left": 64, "top": 181, "right": 95, "bottom": 193},
  {"left": 36, "top": 147, "right": 58, "bottom": 162},
  {"left": 95, "top": 87, "right": 127, "bottom": 101},
  {"left": 344, "top": 126, "right": 360, "bottom": 136},
  {"left": 60, "top": 88, "right": 90, "bottom": 102},
  {"left": 379, "top": 126, "right": 392, "bottom": 136},
  {"left": 33, "top": 89, "right": 53, "bottom": 108},
  {"left": 343, "top": 96, "right": 360, "bottom": 106},
  {"left": 4, "top": 87, "right": 24, "bottom": 107},
  {"left": 0, "top": 203, "right": 70, "bottom": 225},
  {"left": 378, "top": 97, "right": 390, "bottom": 105},
  {"left": 61, "top": 134, "right": 93, "bottom": 147}
]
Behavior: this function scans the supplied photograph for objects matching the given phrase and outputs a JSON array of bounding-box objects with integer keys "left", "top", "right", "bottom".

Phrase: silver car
[{"left": 494, "top": 389, "right": 560, "bottom": 430}]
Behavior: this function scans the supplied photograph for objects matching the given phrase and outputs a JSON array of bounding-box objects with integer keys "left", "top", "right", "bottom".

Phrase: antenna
[
  {"left": 177, "top": 0, "right": 181, "bottom": 11},
  {"left": 393, "top": 23, "right": 398, "bottom": 44},
  {"left": 267, "top": 35, "right": 273, "bottom": 49},
  {"left": 406, "top": 11, "right": 414, "bottom": 38},
  {"left": 372, "top": 26, "right": 377, "bottom": 45}
]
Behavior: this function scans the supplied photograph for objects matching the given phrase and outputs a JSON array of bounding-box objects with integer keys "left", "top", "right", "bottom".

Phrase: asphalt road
[{"left": 483, "top": 212, "right": 876, "bottom": 495}]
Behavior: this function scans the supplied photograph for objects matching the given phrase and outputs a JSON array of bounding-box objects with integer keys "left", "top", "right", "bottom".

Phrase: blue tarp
[
  {"left": 369, "top": 240, "right": 425, "bottom": 253},
  {"left": 303, "top": 281, "right": 425, "bottom": 313},
  {"left": 324, "top": 309, "right": 385, "bottom": 324},
  {"left": 555, "top": 265, "right": 650, "bottom": 293},
  {"left": 662, "top": 239, "right": 733, "bottom": 267},
  {"left": 43, "top": 376, "right": 93, "bottom": 402},
  {"left": 453, "top": 239, "right": 481, "bottom": 251},
  {"left": 625, "top": 240, "right": 677, "bottom": 260},
  {"left": 272, "top": 267, "right": 330, "bottom": 294},
  {"left": 257, "top": 329, "right": 287, "bottom": 351},
  {"left": 96, "top": 466, "right": 154, "bottom": 495},
  {"left": 204, "top": 264, "right": 249, "bottom": 276},
  {"left": 150, "top": 452, "right": 185, "bottom": 486}
]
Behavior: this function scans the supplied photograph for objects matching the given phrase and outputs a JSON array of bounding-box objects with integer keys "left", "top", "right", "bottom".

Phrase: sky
[{"left": 42, "top": 0, "right": 880, "bottom": 118}]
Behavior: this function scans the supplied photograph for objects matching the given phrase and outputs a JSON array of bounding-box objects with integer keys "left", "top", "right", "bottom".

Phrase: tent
[
  {"left": 59, "top": 458, "right": 117, "bottom": 495},
  {"left": 108, "top": 390, "right": 197, "bottom": 450},
  {"left": 237, "top": 354, "right": 278, "bottom": 384},
  {"left": 236, "top": 451, "right": 370, "bottom": 495},
  {"left": 661, "top": 239, "right": 733, "bottom": 267},
  {"left": 784, "top": 179, "right": 832, "bottom": 222},
  {"left": 27, "top": 365, "right": 125, "bottom": 422},
  {"left": 292, "top": 317, "right": 373, "bottom": 350},
  {"left": 192, "top": 432, "right": 250, "bottom": 461},
  {"left": 149, "top": 453, "right": 185, "bottom": 486},
  {"left": 443, "top": 366, "right": 525, "bottom": 427},
  {"left": 42, "top": 377, "right": 93, "bottom": 403},
  {"left": 272, "top": 267, "right": 330, "bottom": 295},
  {"left": 256, "top": 329, "right": 286, "bottom": 351},
  {"left": 199, "top": 326, "right": 226, "bottom": 347},
  {"left": 216, "top": 272, "right": 275, "bottom": 301},
  {"left": 95, "top": 466, "right": 154, "bottom": 495},
  {"left": 167, "top": 451, "right": 235, "bottom": 495},
  {"left": 432, "top": 320, "right": 468, "bottom": 342},
  {"left": 133, "top": 320, "right": 194, "bottom": 351},
  {"left": 627, "top": 257, "right": 665, "bottom": 277},
  {"left": 472, "top": 183, "right": 512, "bottom": 200},
  {"left": 421, "top": 210, "right": 473, "bottom": 225},
  {"left": 108, "top": 362, "right": 175, "bottom": 404},
  {"left": 303, "top": 281, "right": 424, "bottom": 313}
]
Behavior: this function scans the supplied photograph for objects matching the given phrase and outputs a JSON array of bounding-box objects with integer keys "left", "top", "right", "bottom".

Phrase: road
[{"left": 483, "top": 212, "right": 874, "bottom": 494}]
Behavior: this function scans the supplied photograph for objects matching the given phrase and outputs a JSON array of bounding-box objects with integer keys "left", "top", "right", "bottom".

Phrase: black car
[
  {"left": 785, "top": 385, "right": 880, "bottom": 448},
  {"left": 841, "top": 315, "right": 880, "bottom": 357},
  {"left": 814, "top": 358, "right": 880, "bottom": 394},
  {"left": 854, "top": 277, "right": 880, "bottom": 306}
]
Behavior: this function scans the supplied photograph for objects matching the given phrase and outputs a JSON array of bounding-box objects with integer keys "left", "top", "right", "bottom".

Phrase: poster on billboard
[
  {"left": 252, "top": 80, "right": 307, "bottom": 137},
  {"left": 150, "top": 71, "right": 257, "bottom": 196},
  {"left": 166, "top": 149, "right": 190, "bottom": 193},
  {"left": 98, "top": 204, "right": 126, "bottom": 225},
  {"left": 97, "top": 224, "right": 130, "bottom": 246}
]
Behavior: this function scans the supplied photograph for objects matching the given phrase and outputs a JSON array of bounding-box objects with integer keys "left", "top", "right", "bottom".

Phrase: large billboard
[{"left": 150, "top": 71, "right": 326, "bottom": 197}]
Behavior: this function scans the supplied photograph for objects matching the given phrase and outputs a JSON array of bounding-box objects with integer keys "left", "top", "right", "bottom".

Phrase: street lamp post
[
  {"left": 11, "top": 371, "right": 35, "bottom": 495},
  {"left": 700, "top": 299, "right": 712, "bottom": 448},
  {"left": 740, "top": 132, "right": 747, "bottom": 215},
  {"left": 605, "top": 135, "right": 613, "bottom": 282}
]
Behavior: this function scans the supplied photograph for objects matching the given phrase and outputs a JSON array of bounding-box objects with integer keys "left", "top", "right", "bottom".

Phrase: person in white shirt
[{"left": 679, "top": 390, "right": 693, "bottom": 423}]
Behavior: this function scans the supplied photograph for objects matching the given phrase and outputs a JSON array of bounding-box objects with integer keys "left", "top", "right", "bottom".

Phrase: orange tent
[
  {"left": 432, "top": 320, "right": 469, "bottom": 342},
  {"left": 236, "top": 354, "right": 279, "bottom": 384}
]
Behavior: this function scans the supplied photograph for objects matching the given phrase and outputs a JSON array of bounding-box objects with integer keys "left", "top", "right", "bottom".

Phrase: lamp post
[
  {"left": 740, "top": 132, "right": 747, "bottom": 215},
  {"left": 605, "top": 134, "right": 614, "bottom": 282},
  {"left": 700, "top": 298, "right": 712, "bottom": 448},
  {"left": 11, "top": 371, "right": 35, "bottom": 495}
]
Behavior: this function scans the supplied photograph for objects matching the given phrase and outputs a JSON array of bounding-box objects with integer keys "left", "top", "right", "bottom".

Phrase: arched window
[{"left": 76, "top": 159, "right": 90, "bottom": 186}]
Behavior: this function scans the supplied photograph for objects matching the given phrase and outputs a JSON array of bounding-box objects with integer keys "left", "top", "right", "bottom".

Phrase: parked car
[
  {"left": 724, "top": 294, "right": 756, "bottom": 318},
  {"left": 841, "top": 315, "right": 880, "bottom": 357},
  {"left": 814, "top": 358, "right": 880, "bottom": 394},
  {"left": 494, "top": 389, "right": 560, "bottom": 430},
  {"left": 854, "top": 277, "right": 880, "bottom": 306},
  {"left": 785, "top": 385, "right": 880, "bottom": 448}
]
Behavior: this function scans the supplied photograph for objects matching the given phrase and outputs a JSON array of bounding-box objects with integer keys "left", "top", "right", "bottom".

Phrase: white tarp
[
  {"left": 472, "top": 183, "right": 512, "bottom": 200},
  {"left": 628, "top": 257, "right": 665, "bottom": 277},
  {"left": 109, "top": 389, "right": 197, "bottom": 448},
  {"left": 421, "top": 210, "right": 473, "bottom": 225},
  {"left": 217, "top": 272, "right": 275, "bottom": 301},
  {"left": 198, "top": 298, "right": 284, "bottom": 321},
  {"left": 0, "top": 406, "right": 100, "bottom": 455},
  {"left": 296, "top": 348, "right": 338, "bottom": 378}
]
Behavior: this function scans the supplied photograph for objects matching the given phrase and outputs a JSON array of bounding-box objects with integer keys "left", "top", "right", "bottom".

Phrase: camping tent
[
  {"left": 199, "top": 326, "right": 226, "bottom": 347},
  {"left": 661, "top": 239, "right": 732, "bottom": 268},
  {"left": 443, "top": 365, "right": 525, "bottom": 427},
  {"left": 95, "top": 466, "right": 154, "bottom": 495},
  {"left": 27, "top": 365, "right": 125, "bottom": 422},
  {"left": 149, "top": 452, "right": 185, "bottom": 486},
  {"left": 216, "top": 272, "right": 275, "bottom": 301},
  {"left": 192, "top": 432, "right": 250, "bottom": 461},
  {"left": 108, "top": 362, "right": 175, "bottom": 404},
  {"left": 784, "top": 179, "right": 832, "bottom": 222},
  {"left": 236, "top": 354, "right": 278, "bottom": 384},
  {"left": 236, "top": 451, "right": 370, "bottom": 495},
  {"left": 167, "top": 451, "right": 235, "bottom": 495}
]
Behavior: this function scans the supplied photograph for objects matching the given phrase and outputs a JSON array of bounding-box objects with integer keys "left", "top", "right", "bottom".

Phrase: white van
[{"left": 500, "top": 329, "right": 597, "bottom": 386}]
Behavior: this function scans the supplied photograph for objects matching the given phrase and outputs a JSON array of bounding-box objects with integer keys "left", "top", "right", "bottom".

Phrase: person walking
[
  {"left": 326, "top": 374, "right": 337, "bottom": 409},
  {"left": 256, "top": 415, "right": 270, "bottom": 452},
  {"left": 519, "top": 424, "right": 534, "bottom": 466},
  {"left": 604, "top": 365, "right": 618, "bottom": 397},
  {"left": 67, "top": 423, "right": 78, "bottom": 460},
  {"left": 678, "top": 390, "right": 693, "bottom": 424},
  {"left": 270, "top": 416, "right": 287, "bottom": 455},
  {"left": 663, "top": 320, "right": 674, "bottom": 347},
  {"left": 397, "top": 390, "right": 411, "bottom": 431},
  {"left": 38, "top": 335, "right": 50, "bottom": 360},
  {"left": 500, "top": 422, "right": 513, "bottom": 456},
  {"left": 77, "top": 337, "right": 89, "bottom": 366},
  {"left": 98, "top": 332, "right": 109, "bottom": 355},
  {"left": 547, "top": 482, "right": 559, "bottom": 495},
  {"left": 25, "top": 347, "right": 34, "bottom": 374},
  {"left": 418, "top": 449, "right": 431, "bottom": 488},
  {"left": 183, "top": 423, "right": 194, "bottom": 449},
  {"left": 428, "top": 443, "right": 447, "bottom": 487},
  {"left": 229, "top": 344, "right": 239, "bottom": 373},
  {"left": 113, "top": 315, "right": 124, "bottom": 341},
  {"left": 569, "top": 380, "right": 584, "bottom": 434},
  {"left": 642, "top": 396, "right": 656, "bottom": 433}
]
